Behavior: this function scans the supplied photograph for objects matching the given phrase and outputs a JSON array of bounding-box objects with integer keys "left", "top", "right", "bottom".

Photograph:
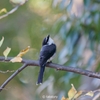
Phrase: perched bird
[{"left": 37, "top": 35, "right": 56, "bottom": 84}]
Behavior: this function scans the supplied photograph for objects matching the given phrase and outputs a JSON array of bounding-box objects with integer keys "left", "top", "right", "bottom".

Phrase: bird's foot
[{"left": 47, "top": 61, "right": 52, "bottom": 64}]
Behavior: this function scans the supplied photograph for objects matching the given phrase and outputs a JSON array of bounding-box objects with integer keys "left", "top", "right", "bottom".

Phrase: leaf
[
  {"left": 61, "top": 96, "right": 66, "bottom": 100},
  {"left": 62, "top": 84, "right": 82, "bottom": 100},
  {"left": 61, "top": 96, "right": 69, "bottom": 100},
  {"left": 0, "top": 37, "right": 4, "bottom": 47},
  {"left": 3, "top": 47, "right": 11, "bottom": 59},
  {"left": 74, "top": 91, "right": 83, "bottom": 99},
  {"left": 0, "top": 8, "right": 7, "bottom": 14},
  {"left": 68, "top": 84, "right": 77, "bottom": 100},
  {"left": 85, "top": 91, "right": 94, "bottom": 97},
  {"left": 10, "top": 56, "right": 22, "bottom": 63},
  {"left": 17, "top": 46, "right": 30, "bottom": 57},
  {"left": 10, "top": 46, "right": 30, "bottom": 63}
]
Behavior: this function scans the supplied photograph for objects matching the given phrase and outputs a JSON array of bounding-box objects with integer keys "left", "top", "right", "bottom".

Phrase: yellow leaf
[
  {"left": 61, "top": 96, "right": 66, "bottom": 100},
  {"left": 10, "top": 56, "right": 22, "bottom": 63},
  {"left": 17, "top": 46, "right": 30, "bottom": 57},
  {"left": 85, "top": 91, "right": 94, "bottom": 97},
  {"left": 68, "top": 84, "right": 77, "bottom": 100},
  {"left": 61, "top": 96, "right": 69, "bottom": 100},
  {"left": 10, "top": 46, "right": 30, "bottom": 63},
  {"left": 0, "top": 37, "right": 4, "bottom": 47},
  {"left": 0, "top": 8, "right": 7, "bottom": 14},
  {"left": 74, "top": 91, "right": 83, "bottom": 99},
  {"left": 66, "top": 98, "right": 69, "bottom": 100},
  {"left": 3, "top": 47, "right": 11, "bottom": 59}
]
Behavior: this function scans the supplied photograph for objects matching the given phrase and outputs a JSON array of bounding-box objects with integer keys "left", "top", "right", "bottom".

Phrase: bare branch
[
  {"left": 0, "top": 56, "right": 100, "bottom": 92},
  {"left": 93, "top": 89, "right": 100, "bottom": 100},
  {"left": 0, "top": 63, "right": 27, "bottom": 92}
]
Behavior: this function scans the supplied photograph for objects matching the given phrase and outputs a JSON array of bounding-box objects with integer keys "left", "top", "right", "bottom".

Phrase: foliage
[
  {"left": 61, "top": 84, "right": 94, "bottom": 100},
  {"left": 0, "top": 0, "right": 100, "bottom": 100}
]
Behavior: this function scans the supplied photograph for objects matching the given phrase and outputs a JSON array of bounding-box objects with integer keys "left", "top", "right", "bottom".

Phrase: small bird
[{"left": 37, "top": 35, "right": 56, "bottom": 84}]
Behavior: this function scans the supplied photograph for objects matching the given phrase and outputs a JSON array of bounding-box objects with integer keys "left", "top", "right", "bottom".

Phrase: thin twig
[
  {"left": 0, "top": 63, "right": 27, "bottom": 92},
  {"left": 0, "top": 70, "right": 15, "bottom": 73},
  {"left": 92, "top": 89, "right": 100, "bottom": 100},
  {"left": 0, "top": 6, "right": 19, "bottom": 19},
  {"left": 0, "top": 56, "right": 100, "bottom": 92}
]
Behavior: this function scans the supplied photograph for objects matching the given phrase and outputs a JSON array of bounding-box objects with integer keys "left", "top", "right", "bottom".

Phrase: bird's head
[{"left": 42, "top": 35, "right": 54, "bottom": 46}]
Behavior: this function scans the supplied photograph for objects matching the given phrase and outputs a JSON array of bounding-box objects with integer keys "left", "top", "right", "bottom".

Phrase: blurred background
[{"left": 0, "top": 0, "right": 100, "bottom": 100}]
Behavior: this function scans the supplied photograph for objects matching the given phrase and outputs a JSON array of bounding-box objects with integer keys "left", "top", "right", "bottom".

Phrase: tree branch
[
  {"left": 0, "top": 63, "right": 27, "bottom": 92},
  {"left": 0, "top": 56, "right": 100, "bottom": 92}
]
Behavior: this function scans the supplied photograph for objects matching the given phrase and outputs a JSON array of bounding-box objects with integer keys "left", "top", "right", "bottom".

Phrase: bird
[{"left": 37, "top": 35, "right": 56, "bottom": 85}]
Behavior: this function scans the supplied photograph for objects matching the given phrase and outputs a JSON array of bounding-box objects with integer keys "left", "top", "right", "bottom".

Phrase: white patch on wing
[
  {"left": 47, "top": 57, "right": 53, "bottom": 62},
  {"left": 47, "top": 53, "right": 56, "bottom": 62}
]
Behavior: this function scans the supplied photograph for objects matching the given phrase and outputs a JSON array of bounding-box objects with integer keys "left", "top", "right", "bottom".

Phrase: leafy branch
[
  {"left": 0, "top": 0, "right": 28, "bottom": 19},
  {"left": 0, "top": 6, "right": 19, "bottom": 20},
  {"left": 0, "top": 56, "right": 100, "bottom": 92}
]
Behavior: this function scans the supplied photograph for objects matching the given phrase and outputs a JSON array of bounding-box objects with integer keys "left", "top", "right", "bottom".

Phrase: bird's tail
[{"left": 37, "top": 65, "right": 45, "bottom": 85}]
